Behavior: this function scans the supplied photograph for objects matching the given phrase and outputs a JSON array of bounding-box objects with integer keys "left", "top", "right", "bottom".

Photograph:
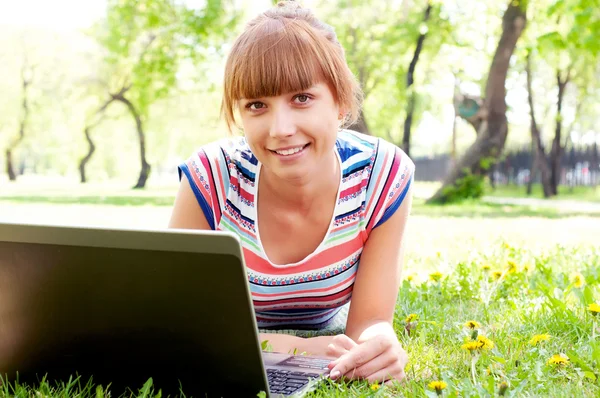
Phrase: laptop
[{"left": 0, "top": 222, "right": 332, "bottom": 397}]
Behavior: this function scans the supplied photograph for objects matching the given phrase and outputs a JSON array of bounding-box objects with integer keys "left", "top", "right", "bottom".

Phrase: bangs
[
  {"left": 233, "top": 20, "right": 328, "bottom": 100},
  {"left": 222, "top": 18, "right": 344, "bottom": 128}
]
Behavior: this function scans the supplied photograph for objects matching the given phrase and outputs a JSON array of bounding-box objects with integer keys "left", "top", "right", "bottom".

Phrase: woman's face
[{"left": 238, "top": 81, "right": 341, "bottom": 183}]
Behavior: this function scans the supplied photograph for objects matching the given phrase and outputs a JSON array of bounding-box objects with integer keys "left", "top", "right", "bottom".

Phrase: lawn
[
  {"left": 485, "top": 183, "right": 600, "bottom": 203},
  {"left": 0, "top": 181, "right": 599, "bottom": 397}
]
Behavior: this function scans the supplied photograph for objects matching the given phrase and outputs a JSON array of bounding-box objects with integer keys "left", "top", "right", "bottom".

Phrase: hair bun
[{"left": 277, "top": 0, "right": 302, "bottom": 9}]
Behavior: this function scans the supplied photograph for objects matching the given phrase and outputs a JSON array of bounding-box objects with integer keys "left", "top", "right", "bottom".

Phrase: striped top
[{"left": 179, "top": 129, "right": 414, "bottom": 330}]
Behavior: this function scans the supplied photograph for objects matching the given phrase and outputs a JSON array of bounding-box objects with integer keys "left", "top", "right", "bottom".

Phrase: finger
[
  {"left": 332, "top": 334, "right": 358, "bottom": 351},
  {"left": 326, "top": 343, "right": 349, "bottom": 358},
  {"left": 365, "top": 364, "right": 405, "bottom": 384},
  {"left": 343, "top": 350, "right": 396, "bottom": 380},
  {"left": 327, "top": 335, "right": 358, "bottom": 367},
  {"left": 329, "top": 337, "right": 391, "bottom": 379}
]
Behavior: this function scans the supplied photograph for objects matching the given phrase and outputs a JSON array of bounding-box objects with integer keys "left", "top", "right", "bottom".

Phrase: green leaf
[
  {"left": 566, "top": 350, "right": 595, "bottom": 373},
  {"left": 584, "top": 285, "right": 594, "bottom": 305},
  {"left": 583, "top": 371, "right": 597, "bottom": 381}
]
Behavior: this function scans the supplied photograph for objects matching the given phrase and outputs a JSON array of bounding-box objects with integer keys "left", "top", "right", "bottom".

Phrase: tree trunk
[
  {"left": 6, "top": 63, "right": 32, "bottom": 181},
  {"left": 79, "top": 127, "right": 96, "bottom": 183},
  {"left": 113, "top": 93, "right": 151, "bottom": 189},
  {"left": 402, "top": 2, "right": 432, "bottom": 157},
  {"left": 428, "top": 1, "right": 528, "bottom": 203},
  {"left": 79, "top": 97, "right": 114, "bottom": 183},
  {"left": 525, "top": 52, "right": 552, "bottom": 197},
  {"left": 549, "top": 70, "right": 569, "bottom": 195},
  {"left": 526, "top": 147, "right": 536, "bottom": 195},
  {"left": 347, "top": 109, "right": 370, "bottom": 135}
]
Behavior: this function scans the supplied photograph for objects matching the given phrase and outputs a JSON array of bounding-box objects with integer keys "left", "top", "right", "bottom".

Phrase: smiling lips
[{"left": 271, "top": 144, "right": 309, "bottom": 156}]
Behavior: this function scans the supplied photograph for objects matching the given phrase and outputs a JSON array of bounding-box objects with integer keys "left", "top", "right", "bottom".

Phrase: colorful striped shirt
[{"left": 179, "top": 129, "right": 414, "bottom": 330}]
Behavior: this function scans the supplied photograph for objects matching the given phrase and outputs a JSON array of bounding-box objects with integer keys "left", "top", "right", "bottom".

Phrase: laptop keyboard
[{"left": 266, "top": 368, "right": 325, "bottom": 396}]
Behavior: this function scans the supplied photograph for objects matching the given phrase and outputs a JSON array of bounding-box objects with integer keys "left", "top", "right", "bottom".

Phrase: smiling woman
[{"left": 169, "top": 0, "right": 415, "bottom": 385}]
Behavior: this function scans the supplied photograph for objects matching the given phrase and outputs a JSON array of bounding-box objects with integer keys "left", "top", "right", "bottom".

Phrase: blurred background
[{"left": 0, "top": 0, "right": 598, "bottom": 260}]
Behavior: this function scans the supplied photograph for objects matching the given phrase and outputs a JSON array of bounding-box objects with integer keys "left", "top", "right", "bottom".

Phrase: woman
[{"left": 169, "top": 1, "right": 414, "bottom": 384}]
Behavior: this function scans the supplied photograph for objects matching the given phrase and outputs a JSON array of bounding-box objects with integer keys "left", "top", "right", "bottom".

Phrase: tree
[
  {"left": 86, "top": 0, "right": 236, "bottom": 188},
  {"left": 402, "top": 1, "right": 433, "bottom": 157},
  {"left": 535, "top": 0, "right": 600, "bottom": 195},
  {"left": 525, "top": 51, "right": 553, "bottom": 197},
  {"left": 5, "top": 56, "right": 33, "bottom": 181},
  {"left": 429, "top": 0, "right": 528, "bottom": 203}
]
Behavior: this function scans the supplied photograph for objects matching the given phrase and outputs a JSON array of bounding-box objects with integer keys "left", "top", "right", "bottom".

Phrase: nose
[{"left": 269, "top": 105, "right": 297, "bottom": 138}]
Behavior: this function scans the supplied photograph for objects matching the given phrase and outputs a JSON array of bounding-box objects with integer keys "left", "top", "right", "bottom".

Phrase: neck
[{"left": 260, "top": 150, "right": 339, "bottom": 211}]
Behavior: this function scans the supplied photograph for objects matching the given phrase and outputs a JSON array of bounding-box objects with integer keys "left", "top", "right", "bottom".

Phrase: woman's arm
[
  {"left": 328, "top": 185, "right": 413, "bottom": 382},
  {"left": 169, "top": 177, "right": 212, "bottom": 230},
  {"left": 259, "top": 333, "right": 338, "bottom": 358}
]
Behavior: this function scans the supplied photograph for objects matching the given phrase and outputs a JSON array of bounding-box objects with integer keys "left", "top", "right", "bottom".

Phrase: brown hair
[{"left": 221, "top": 1, "right": 362, "bottom": 132}]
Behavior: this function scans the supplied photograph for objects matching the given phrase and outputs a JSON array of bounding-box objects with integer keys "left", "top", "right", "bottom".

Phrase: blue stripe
[
  {"left": 342, "top": 158, "right": 371, "bottom": 178},
  {"left": 226, "top": 199, "right": 255, "bottom": 225},
  {"left": 374, "top": 174, "right": 412, "bottom": 229},
  {"left": 178, "top": 163, "right": 216, "bottom": 230},
  {"left": 235, "top": 161, "right": 256, "bottom": 181},
  {"left": 334, "top": 204, "right": 363, "bottom": 221}
]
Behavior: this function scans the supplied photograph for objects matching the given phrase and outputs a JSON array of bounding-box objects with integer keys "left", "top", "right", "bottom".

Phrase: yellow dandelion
[
  {"left": 464, "top": 320, "right": 480, "bottom": 329},
  {"left": 571, "top": 272, "right": 585, "bottom": 288},
  {"left": 430, "top": 271, "right": 443, "bottom": 282},
  {"left": 406, "top": 274, "right": 414, "bottom": 282},
  {"left": 547, "top": 354, "right": 569, "bottom": 366},
  {"left": 522, "top": 263, "right": 531, "bottom": 273},
  {"left": 486, "top": 363, "right": 501, "bottom": 376},
  {"left": 481, "top": 264, "right": 491, "bottom": 271},
  {"left": 502, "top": 242, "right": 511, "bottom": 250},
  {"left": 461, "top": 341, "right": 481, "bottom": 351},
  {"left": 498, "top": 381, "right": 509, "bottom": 396},
  {"left": 492, "top": 271, "right": 503, "bottom": 281},
  {"left": 370, "top": 383, "right": 380, "bottom": 391},
  {"left": 428, "top": 380, "right": 447, "bottom": 395},
  {"left": 588, "top": 303, "right": 600, "bottom": 316},
  {"left": 477, "top": 335, "right": 494, "bottom": 350},
  {"left": 436, "top": 251, "right": 441, "bottom": 258},
  {"left": 405, "top": 313, "right": 418, "bottom": 323},
  {"left": 506, "top": 261, "right": 518, "bottom": 274},
  {"left": 529, "top": 334, "right": 551, "bottom": 346}
]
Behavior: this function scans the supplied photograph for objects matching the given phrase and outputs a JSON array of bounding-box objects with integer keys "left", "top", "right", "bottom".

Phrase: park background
[{"left": 0, "top": 0, "right": 599, "bottom": 397}]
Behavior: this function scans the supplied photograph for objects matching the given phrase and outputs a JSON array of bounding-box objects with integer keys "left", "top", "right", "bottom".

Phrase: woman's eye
[
  {"left": 247, "top": 102, "right": 265, "bottom": 110},
  {"left": 294, "top": 95, "right": 310, "bottom": 104}
]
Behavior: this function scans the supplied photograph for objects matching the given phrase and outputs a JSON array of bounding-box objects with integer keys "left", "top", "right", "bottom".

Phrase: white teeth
[{"left": 275, "top": 146, "right": 304, "bottom": 156}]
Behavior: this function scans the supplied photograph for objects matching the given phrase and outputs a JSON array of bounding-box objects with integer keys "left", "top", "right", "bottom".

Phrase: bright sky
[
  {"left": 0, "top": 0, "right": 284, "bottom": 30},
  {"left": 0, "top": 0, "right": 106, "bottom": 30}
]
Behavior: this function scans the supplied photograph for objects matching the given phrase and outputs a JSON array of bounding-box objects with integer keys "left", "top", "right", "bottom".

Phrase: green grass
[
  {"left": 411, "top": 198, "right": 600, "bottom": 218},
  {"left": 486, "top": 183, "right": 600, "bottom": 203}
]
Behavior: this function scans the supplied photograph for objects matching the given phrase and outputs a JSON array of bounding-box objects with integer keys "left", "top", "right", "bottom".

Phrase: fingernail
[{"left": 330, "top": 370, "right": 341, "bottom": 379}]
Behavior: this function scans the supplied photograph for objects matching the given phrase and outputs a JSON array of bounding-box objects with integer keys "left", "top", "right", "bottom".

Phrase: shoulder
[
  {"left": 336, "top": 129, "right": 414, "bottom": 177},
  {"left": 184, "top": 135, "right": 258, "bottom": 174}
]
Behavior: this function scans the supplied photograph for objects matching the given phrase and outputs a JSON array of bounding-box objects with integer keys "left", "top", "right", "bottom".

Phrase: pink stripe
[
  {"left": 366, "top": 151, "right": 400, "bottom": 232},
  {"left": 244, "top": 234, "right": 363, "bottom": 275},
  {"left": 339, "top": 178, "right": 368, "bottom": 198},
  {"left": 363, "top": 150, "right": 390, "bottom": 225},
  {"left": 253, "top": 286, "right": 352, "bottom": 307},
  {"left": 331, "top": 218, "right": 360, "bottom": 233},
  {"left": 198, "top": 151, "right": 221, "bottom": 225},
  {"left": 187, "top": 159, "right": 213, "bottom": 212}
]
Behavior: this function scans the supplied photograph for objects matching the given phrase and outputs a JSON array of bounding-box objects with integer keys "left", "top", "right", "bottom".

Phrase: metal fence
[{"left": 414, "top": 144, "right": 600, "bottom": 187}]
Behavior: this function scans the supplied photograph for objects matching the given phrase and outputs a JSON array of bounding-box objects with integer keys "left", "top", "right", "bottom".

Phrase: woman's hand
[{"left": 326, "top": 334, "right": 408, "bottom": 384}]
